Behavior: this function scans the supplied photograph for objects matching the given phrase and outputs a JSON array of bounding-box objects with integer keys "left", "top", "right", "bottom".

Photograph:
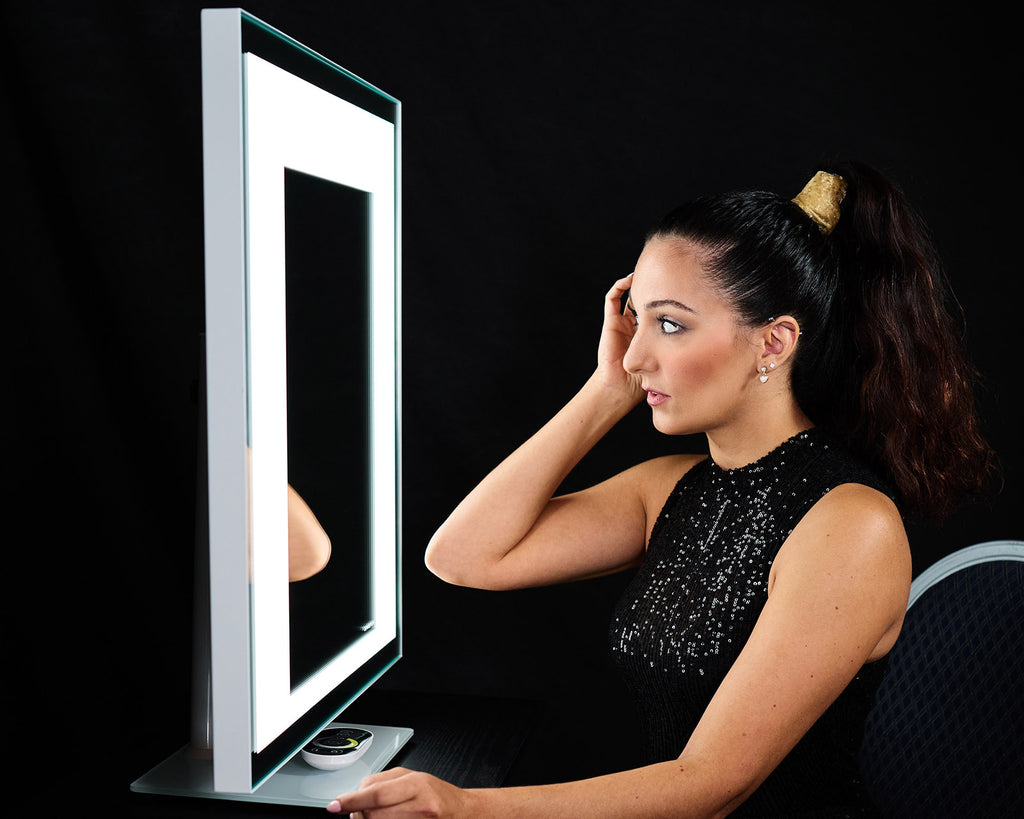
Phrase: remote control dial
[{"left": 301, "top": 726, "right": 374, "bottom": 770}]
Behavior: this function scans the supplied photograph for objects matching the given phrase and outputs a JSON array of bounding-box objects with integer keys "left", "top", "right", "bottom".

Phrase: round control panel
[{"left": 300, "top": 726, "right": 374, "bottom": 770}]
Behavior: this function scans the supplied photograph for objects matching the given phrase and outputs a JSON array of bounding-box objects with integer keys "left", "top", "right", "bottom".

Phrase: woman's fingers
[
  {"left": 604, "top": 272, "right": 634, "bottom": 317},
  {"left": 327, "top": 777, "right": 412, "bottom": 815},
  {"left": 326, "top": 768, "right": 453, "bottom": 817},
  {"left": 361, "top": 767, "right": 414, "bottom": 786},
  {"left": 596, "top": 273, "right": 642, "bottom": 399}
]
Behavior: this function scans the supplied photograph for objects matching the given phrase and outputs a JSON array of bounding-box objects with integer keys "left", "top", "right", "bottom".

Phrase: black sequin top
[{"left": 609, "top": 428, "right": 893, "bottom": 817}]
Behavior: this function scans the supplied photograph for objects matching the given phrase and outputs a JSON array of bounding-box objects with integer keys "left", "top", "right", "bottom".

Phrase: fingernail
[{"left": 326, "top": 800, "right": 342, "bottom": 814}]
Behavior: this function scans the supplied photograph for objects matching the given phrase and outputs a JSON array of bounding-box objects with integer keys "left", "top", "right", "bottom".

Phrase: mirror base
[{"left": 130, "top": 722, "right": 413, "bottom": 808}]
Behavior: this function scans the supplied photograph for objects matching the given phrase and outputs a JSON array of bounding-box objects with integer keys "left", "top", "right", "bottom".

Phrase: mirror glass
[
  {"left": 283, "top": 168, "right": 373, "bottom": 690},
  {"left": 243, "top": 41, "right": 399, "bottom": 764}
]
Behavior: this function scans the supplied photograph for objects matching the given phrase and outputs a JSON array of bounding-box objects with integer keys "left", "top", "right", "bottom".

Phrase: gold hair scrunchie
[{"left": 791, "top": 171, "right": 847, "bottom": 235}]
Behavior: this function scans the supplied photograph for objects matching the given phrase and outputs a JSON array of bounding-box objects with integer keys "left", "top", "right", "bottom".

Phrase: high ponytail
[
  {"left": 820, "top": 160, "right": 996, "bottom": 518},
  {"left": 649, "top": 161, "right": 996, "bottom": 519}
]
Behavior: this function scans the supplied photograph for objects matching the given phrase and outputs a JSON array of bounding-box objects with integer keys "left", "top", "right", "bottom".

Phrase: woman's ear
[{"left": 759, "top": 315, "right": 801, "bottom": 366}]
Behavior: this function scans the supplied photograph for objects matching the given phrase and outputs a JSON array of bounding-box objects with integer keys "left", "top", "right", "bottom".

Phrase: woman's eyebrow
[{"left": 645, "top": 298, "right": 697, "bottom": 314}]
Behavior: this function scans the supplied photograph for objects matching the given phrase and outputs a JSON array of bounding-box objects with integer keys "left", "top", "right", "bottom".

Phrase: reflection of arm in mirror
[
  {"left": 246, "top": 445, "right": 330, "bottom": 581},
  {"left": 288, "top": 484, "right": 332, "bottom": 582},
  {"left": 327, "top": 162, "right": 997, "bottom": 817}
]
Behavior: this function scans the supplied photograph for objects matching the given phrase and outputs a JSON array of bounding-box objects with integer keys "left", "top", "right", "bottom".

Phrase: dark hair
[{"left": 649, "top": 160, "right": 995, "bottom": 520}]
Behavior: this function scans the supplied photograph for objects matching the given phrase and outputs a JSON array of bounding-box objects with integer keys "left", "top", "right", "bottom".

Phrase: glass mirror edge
[
  {"left": 239, "top": 9, "right": 399, "bottom": 106},
  {"left": 250, "top": 647, "right": 403, "bottom": 789},
  {"left": 236, "top": 8, "right": 405, "bottom": 793}
]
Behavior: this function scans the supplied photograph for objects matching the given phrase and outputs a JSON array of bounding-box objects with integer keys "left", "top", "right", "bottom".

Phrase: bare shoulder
[
  {"left": 620, "top": 451, "right": 703, "bottom": 495},
  {"left": 783, "top": 483, "right": 907, "bottom": 562},
  {"left": 772, "top": 483, "right": 911, "bottom": 611},
  {"left": 617, "top": 453, "right": 707, "bottom": 542},
  {"left": 804, "top": 483, "right": 906, "bottom": 550},
  {"left": 627, "top": 451, "right": 706, "bottom": 482}
]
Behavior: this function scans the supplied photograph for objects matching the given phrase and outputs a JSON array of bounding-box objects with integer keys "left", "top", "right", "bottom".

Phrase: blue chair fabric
[{"left": 859, "top": 541, "right": 1024, "bottom": 818}]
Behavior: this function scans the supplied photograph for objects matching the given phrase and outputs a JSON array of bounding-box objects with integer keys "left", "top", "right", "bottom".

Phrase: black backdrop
[{"left": 6, "top": 0, "right": 1020, "bottom": 810}]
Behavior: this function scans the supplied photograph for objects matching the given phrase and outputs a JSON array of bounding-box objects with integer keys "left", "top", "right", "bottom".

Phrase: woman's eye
[{"left": 660, "top": 318, "right": 683, "bottom": 334}]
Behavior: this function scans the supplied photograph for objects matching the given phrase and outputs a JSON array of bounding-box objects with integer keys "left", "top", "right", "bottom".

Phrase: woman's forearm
[
  {"left": 463, "top": 757, "right": 746, "bottom": 819},
  {"left": 424, "top": 371, "right": 637, "bottom": 586},
  {"left": 328, "top": 756, "right": 748, "bottom": 818}
]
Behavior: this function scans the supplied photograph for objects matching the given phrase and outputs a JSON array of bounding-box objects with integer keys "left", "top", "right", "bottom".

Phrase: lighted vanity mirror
[{"left": 131, "top": 8, "right": 406, "bottom": 806}]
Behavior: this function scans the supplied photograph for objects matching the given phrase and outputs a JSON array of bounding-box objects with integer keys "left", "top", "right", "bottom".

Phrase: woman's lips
[{"left": 646, "top": 389, "right": 669, "bottom": 407}]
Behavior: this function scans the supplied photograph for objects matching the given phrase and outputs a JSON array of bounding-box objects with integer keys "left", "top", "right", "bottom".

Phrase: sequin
[{"left": 607, "top": 428, "right": 894, "bottom": 814}]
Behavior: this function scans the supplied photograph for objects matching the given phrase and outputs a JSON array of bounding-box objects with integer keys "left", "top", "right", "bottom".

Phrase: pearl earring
[{"left": 759, "top": 367, "right": 769, "bottom": 383}]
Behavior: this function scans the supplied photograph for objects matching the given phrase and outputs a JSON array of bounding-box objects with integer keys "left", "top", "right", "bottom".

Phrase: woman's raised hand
[
  {"left": 595, "top": 273, "right": 644, "bottom": 403},
  {"left": 423, "top": 272, "right": 651, "bottom": 592}
]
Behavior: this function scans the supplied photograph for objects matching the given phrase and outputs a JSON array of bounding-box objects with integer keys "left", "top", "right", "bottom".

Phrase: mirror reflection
[{"left": 282, "top": 167, "right": 373, "bottom": 690}]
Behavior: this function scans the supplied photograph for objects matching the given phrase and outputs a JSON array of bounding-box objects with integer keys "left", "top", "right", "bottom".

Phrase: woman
[{"left": 327, "top": 161, "right": 993, "bottom": 817}]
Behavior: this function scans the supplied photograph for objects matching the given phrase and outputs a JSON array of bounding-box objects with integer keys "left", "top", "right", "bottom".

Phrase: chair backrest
[{"left": 859, "top": 540, "right": 1024, "bottom": 818}]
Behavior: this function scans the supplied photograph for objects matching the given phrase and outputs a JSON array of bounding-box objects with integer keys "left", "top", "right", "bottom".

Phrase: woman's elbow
[
  {"left": 423, "top": 536, "right": 451, "bottom": 581},
  {"left": 424, "top": 531, "right": 506, "bottom": 589},
  {"left": 423, "top": 533, "right": 471, "bottom": 586}
]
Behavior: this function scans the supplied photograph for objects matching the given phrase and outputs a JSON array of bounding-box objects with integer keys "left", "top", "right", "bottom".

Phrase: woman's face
[{"left": 622, "top": 236, "right": 764, "bottom": 437}]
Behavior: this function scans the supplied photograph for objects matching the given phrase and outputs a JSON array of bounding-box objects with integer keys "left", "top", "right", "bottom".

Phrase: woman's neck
[{"left": 705, "top": 397, "right": 814, "bottom": 471}]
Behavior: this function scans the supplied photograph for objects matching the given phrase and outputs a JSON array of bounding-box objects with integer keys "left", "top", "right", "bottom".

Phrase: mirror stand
[{"left": 130, "top": 337, "right": 412, "bottom": 807}]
